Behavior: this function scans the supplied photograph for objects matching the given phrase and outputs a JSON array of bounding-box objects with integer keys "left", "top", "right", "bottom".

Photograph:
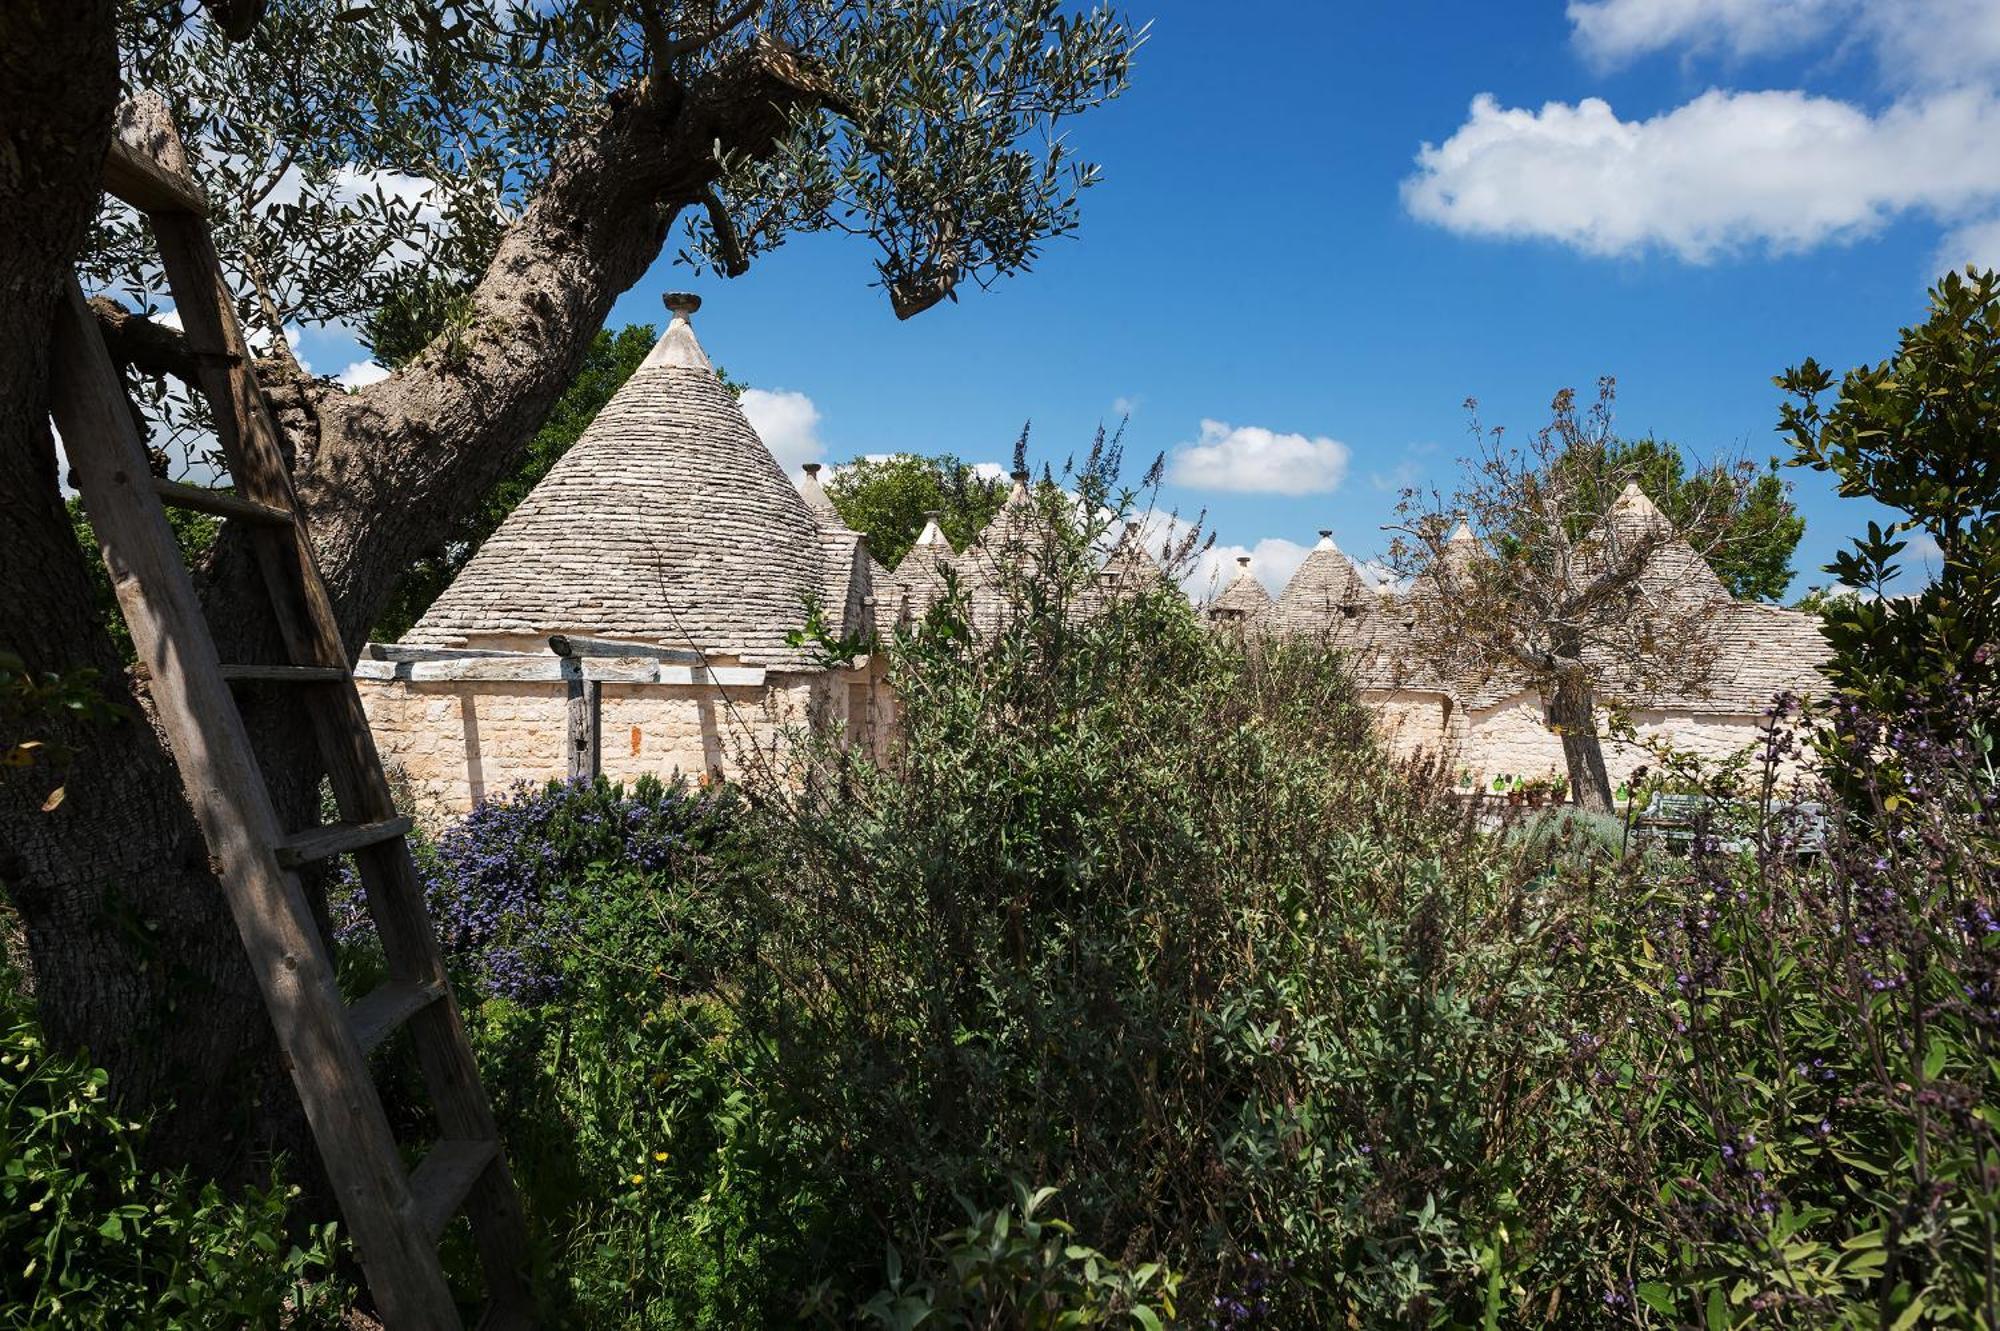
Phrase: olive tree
[
  {"left": 1388, "top": 380, "right": 1763, "bottom": 811},
  {"left": 0, "top": 0, "right": 1139, "bottom": 1168}
]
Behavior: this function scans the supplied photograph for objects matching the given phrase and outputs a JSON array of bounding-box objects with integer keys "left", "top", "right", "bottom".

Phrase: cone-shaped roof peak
[
  {"left": 912, "top": 510, "right": 950, "bottom": 548},
  {"left": 798, "top": 461, "right": 840, "bottom": 519},
  {"left": 1275, "top": 530, "right": 1371, "bottom": 631},
  {"left": 639, "top": 292, "right": 712, "bottom": 372},
  {"left": 405, "top": 295, "right": 832, "bottom": 667},
  {"left": 1209, "top": 560, "right": 1275, "bottom": 621}
]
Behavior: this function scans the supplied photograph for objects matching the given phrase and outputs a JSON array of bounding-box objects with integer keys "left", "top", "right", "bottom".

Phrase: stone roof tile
[{"left": 405, "top": 296, "right": 831, "bottom": 670}]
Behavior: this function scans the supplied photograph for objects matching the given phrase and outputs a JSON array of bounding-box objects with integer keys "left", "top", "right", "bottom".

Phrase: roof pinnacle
[{"left": 641, "top": 292, "right": 713, "bottom": 372}]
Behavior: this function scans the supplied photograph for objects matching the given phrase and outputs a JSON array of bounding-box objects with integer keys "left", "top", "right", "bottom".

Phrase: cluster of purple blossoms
[
  {"left": 1206, "top": 1251, "right": 1283, "bottom": 1327},
  {"left": 335, "top": 774, "right": 734, "bottom": 1001}
]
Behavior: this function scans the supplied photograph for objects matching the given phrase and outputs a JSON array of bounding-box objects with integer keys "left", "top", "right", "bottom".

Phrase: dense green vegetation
[
  {"left": 5, "top": 275, "right": 1993, "bottom": 1325},
  {"left": 825, "top": 452, "right": 1013, "bottom": 567},
  {"left": 362, "top": 432, "right": 1991, "bottom": 1325},
  {"left": 0, "top": 968, "right": 348, "bottom": 1329}
]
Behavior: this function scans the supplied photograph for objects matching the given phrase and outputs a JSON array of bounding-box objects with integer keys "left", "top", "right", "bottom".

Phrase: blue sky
[{"left": 302, "top": 0, "right": 2000, "bottom": 600}]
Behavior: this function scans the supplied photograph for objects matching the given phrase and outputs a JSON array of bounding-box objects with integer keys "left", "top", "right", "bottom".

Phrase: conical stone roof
[
  {"left": 404, "top": 295, "right": 829, "bottom": 669},
  {"left": 1583, "top": 482, "right": 1728, "bottom": 603},
  {"left": 1207, "top": 556, "right": 1274, "bottom": 623},
  {"left": 1272, "top": 530, "right": 1372, "bottom": 633}
]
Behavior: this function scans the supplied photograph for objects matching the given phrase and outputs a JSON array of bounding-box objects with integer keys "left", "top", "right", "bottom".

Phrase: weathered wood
[
  {"left": 49, "top": 278, "right": 462, "bottom": 1330},
  {"left": 348, "top": 977, "right": 448, "bottom": 1054},
  {"left": 365, "top": 643, "right": 529, "bottom": 662},
  {"left": 547, "top": 633, "right": 703, "bottom": 662},
  {"left": 219, "top": 663, "right": 348, "bottom": 683},
  {"left": 142, "top": 110, "right": 535, "bottom": 1321},
  {"left": 408, "top": 1138, "right": 500, "bottom": 1241},
  {"left": 102, "top": 94, "right": 207, "bottom": 217},
  {"left": 275, "top": 815, "right": 413, "bottom": 868},
  {"left": 567, "top": 677, "right": 601, "bottom": 780},
  {"left": 152, "top": 476, "right": 290, "bottom": 526}
]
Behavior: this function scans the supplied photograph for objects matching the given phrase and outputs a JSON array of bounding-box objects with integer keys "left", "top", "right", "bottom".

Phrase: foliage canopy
[{"left": 824, "top": 452, "right": 1011, "bottom": 567}]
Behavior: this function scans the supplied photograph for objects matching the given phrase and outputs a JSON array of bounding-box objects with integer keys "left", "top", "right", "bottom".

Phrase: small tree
[
  {"left": 826, "top": 452, "right": 1010, "bottom": 567},
  {"left": 1555, "top": 436, "right": 1803, "bottom": 602},
  {"left": 1389, "top": 380, "right": 1762, "bottom": 811},
  {"left": 1779, "top": 267, "right": 2000, "bottom": 736}
]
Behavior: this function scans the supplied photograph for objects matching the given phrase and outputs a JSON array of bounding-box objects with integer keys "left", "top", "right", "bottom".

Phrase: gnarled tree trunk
[
  {"left": 0, "top": 22, "right": 831, "bottom": 1174},
  {"left": 1548, "top": 670, "right": 1615, "bottom": 812}
]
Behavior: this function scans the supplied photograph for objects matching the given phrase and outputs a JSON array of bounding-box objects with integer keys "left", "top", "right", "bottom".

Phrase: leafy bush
[
  {"left": 719, "top": 457, "right": 1634, "bottom": 1325},
  {"left": 338, "top": 772, "right": 740, "bottom": 1002},
  {"left": 385, "top": 439, "right": 1996, "bottom": 1328},
  {"left": 832, "top": 1182, "right": 1181, "bottom": 1330},
  {"left": 0, "top": 970, "right": 347, "bottom": 1329}
]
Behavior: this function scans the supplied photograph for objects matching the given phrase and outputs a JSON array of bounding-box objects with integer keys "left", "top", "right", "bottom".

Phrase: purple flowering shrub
[
  {"left": 1599, "top": 690, "right": 2000, "bottom": 1326},
  {"left": 335, "top": 773, "right": 739, "bottom": 1003}
]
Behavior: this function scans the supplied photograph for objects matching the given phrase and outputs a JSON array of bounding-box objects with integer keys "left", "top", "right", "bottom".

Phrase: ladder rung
[
  {"left": 347, "top": 976, "right": 447, "bottom": 1053},
  {"left": 409, "top": 1138, "right": 499, "bottom": 1241},
  {"left": 151, "top": 476, "right": 291, "bottom": 526},
  {"left": 275, "top": 815, "right": 413, "bottom": 868},
  {"left": 218, "top": 663, "right": 348, "bottom": 683}
]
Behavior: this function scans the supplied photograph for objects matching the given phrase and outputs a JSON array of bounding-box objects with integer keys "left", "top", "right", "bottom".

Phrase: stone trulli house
[
  {"left": 356, "top": 295, "right": 890, "bottom": 813},
  {"left": 1220, "top": 490, "right": 1831, "bottom": 788},
  {"left": 359, "top": 292, "right": 1827, "bottom": 814}
]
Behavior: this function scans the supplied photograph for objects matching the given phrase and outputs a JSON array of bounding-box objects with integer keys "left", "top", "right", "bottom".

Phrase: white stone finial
[
  {"left": 798, "top": 461, "right": 837, "bottom": 516},
  {"left": 641, "top": 292, "right": 713, "bottom": 371},
  {"left": 1314, "top": 528, "right": 1337, "bottom": 551},
  {"left": 914, "top": 510, "right": 949, "bottom": 548}
]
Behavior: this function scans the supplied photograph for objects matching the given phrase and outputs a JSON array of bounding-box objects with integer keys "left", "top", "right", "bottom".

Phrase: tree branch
[
  {"left": 292, "top": 38, "right": 839, "bottom": 647},
  {"left": 661, "top": 0, "right": 767, "bottom": 61},
  {"left": 700, "top": 185, "right": 749, "bottom": 276},
  {"left": 89, "top": 296, "right": 199, "bottom": 382}
]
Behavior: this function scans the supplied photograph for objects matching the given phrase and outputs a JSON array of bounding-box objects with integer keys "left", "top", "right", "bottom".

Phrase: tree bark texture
[
  {"left": 1549, "top": 671, "right": 1615, "bottom": 813},
  {"left": 1, "top": 34, "right": 833, "bottom": 1173},
  {"left": 0, "top": 0, "right": 303, "bottom": 1173}
]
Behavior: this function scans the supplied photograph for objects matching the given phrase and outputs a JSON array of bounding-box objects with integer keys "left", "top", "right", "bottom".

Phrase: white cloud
[
  {"left": 1938, "top": 215, "right": 2000, "bottom": 274},
  {"left": 1403, "top": 89, "right": 2000, "bottom": 261},
  {"left": 1187, "top": 537, "right": 1314, "bottom": 601},
  {"left": 1368, "top": 459, "right": 1422, "bottom": 493},
  {"left": 336, "top": 359, "right": 391, "bottom": 389},
  {"left": 1567, "top": 0, "right": 1845, "bottom": 68},
  {"left": 739, "top": 388, "right": 825, "bottom": 472},
  {"left": 1167, "top": 419, "right": 1351, "bottom": 495},
  {"left": 1569, "top": 0, "right": 2000, "bottom": 87},
  {"left": 1111, "top": 395, "right": 1140, "bottom": 419}
]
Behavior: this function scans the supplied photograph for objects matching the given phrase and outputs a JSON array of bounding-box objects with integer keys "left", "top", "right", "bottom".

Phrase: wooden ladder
[{"left": 47, "top": 95, "right": 534, "bottom": 1331}]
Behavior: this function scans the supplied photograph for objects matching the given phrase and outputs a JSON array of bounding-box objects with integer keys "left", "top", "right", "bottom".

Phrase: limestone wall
[
  {"left": 1456, "top": 688, "right": 1777, "bottom": 787},
  {"left": 1359, "top": 689, "right": 1451, "bottom": 763},
  {"left": 360, "top": 672, "right": 828, "bottom": 819},
  {"left": 1349, "top": 683, "right": 1787, "bottom": 789}
]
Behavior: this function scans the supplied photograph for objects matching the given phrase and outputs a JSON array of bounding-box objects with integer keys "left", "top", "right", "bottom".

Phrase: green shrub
[
  {"left": 0, "top": 971, "right": 348, "bottom": 1329},
  {"left": 724, "top": 455, "right": 1632, "bottom": 1324}
]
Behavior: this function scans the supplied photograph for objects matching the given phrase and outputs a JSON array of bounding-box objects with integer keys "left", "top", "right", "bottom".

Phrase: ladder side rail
[
  {"left": 48, "top": 278, "right": 463, "bottom": 1331},
  {"left": 136, "top": 139, "right": 535, "bottom": 1310}
]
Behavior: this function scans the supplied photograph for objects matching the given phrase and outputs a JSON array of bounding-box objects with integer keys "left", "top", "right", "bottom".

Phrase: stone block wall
[
  {"left": 358, "top": 660, "right": 900, "bottom": 821},
  {"left": 1456, "top": 689, "right": 1780, "bottom": 788}
]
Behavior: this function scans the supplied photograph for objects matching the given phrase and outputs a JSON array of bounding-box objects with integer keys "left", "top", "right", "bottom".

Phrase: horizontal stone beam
[{"left": 353, "top": 658, "right": 766, "bottom": 687}]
